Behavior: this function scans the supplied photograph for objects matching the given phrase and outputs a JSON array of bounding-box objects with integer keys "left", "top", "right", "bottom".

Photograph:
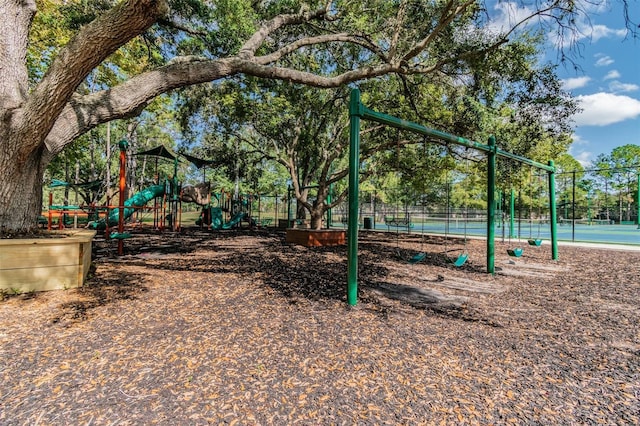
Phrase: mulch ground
[{"left": 1, "top": 227, "right": 639, "bottom": 425}]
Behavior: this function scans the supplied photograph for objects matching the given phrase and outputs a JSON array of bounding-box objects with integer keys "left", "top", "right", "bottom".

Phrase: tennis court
[{"left": 335, "top": 215, "right": 640, "bottom": 246}]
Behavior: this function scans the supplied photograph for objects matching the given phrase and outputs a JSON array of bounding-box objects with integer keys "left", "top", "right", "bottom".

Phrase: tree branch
[
  {"left": 256, "top": 33, "right": 386, "bottom": 65},
  {"left": 45, "top": 56, "right": 403, "bottom": 154},
  {"left": 402, "top": 0, "right": 476, "bottom": 63},
  {"left": 23, "top": 0, "right": 168, "bottom": 156},
  {"left": 158, "top": 17, "right": 209, "bottom": 37},
  {"left": 389, "top": 0, "right": 407, "bottom": 60},
  {"left": 238, "top": 6, "right": 329, "bottom": 59},
  {"left": 44, "top": 57, "right": 236, "bottom": 154}
]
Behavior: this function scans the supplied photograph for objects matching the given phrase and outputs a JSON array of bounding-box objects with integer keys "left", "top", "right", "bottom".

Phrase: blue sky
[
  {"left": 553, "top": 1, "right": 640, "bottom": 166},
  {"left": 489, "top": 1, "right": 639, "bottom": 167}
]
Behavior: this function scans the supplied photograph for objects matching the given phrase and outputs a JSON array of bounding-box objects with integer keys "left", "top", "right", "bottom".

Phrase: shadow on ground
[
  {"left": 116, "top": 228, "right": 493, "bottom": 322},
  {"left": 51, "top": 269, "right": 148, "bottom": 325},
  {"left": 89, "top": 230, "right": 500, "bottom": 321}
]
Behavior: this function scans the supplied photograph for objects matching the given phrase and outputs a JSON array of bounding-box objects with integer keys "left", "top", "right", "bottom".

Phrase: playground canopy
[
  {"left": 180, "top": 152, "right": 216, "bottom": 169},
  {"left": 135, "top": 145, "right": 179, "bottom": 161}
]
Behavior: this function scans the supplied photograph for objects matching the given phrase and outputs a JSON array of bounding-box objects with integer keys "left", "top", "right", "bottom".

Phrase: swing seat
[
  {"left": 527, "top": 239, "right": 542, "bottom": 246},
  {"left": 408, "top": 252, "right": 427, "bottom": 264},
  {"left": 453, "top": 253, "right": 468, "bottom": 267},
  {"left": 507, "top": 247, "right": 524, "bottom": 257}
]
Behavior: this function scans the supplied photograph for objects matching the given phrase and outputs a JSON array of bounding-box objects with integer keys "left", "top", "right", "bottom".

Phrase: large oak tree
[{"left": 0, "top": 0, "right": 631, "bottom": 233}]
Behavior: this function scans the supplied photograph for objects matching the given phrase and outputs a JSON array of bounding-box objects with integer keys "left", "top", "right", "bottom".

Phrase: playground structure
[
  {"left": 197, "top": 192, "right": 259, "bottom": 230},
  {"left": 91, "top": 143, "right": 267, "bottom": 249},
  {"left": 40, "top": 103, "right": 637, "bottom": 268},
  {"left": 41, "top": 140, "right": 310, "bottom": 241},
  {"left": 44, "top": 142, "right": 183, "bottom": 236},
  {"left": 45, "top": 178, "right": 297, "bottom": 236},
  {"left": 345, "top": 88, "right": 559, "bottom": 306},
  {"left": 43, "top": 141, "right": 281, "bottom": 255},
  {"left": 43, "top": 137, "right": 338, "bottom": 240}
]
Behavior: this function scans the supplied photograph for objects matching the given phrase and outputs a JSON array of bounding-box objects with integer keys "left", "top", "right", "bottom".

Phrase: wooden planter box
[
  {"left": 285, "top": 228, "right": 346, "bottom": 247},
  {"left": 0, "top": 230, "right": 95, "bottom": 293}
]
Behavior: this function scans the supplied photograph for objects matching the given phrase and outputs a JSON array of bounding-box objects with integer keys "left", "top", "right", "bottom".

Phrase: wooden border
[
  {"left": 285, "top": 229, "right": 346, "bottom": 247},
  {"left": 0, "top": 230, "right": 96, "bottom": 293}
]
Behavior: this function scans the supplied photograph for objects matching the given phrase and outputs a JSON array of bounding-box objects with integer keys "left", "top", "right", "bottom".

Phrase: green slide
[
  {"left": 89, "top": 184, "right": 165, "bottom": 230},
  {"left": 221, "top": 212, "right": 246, "bottom": 230}
]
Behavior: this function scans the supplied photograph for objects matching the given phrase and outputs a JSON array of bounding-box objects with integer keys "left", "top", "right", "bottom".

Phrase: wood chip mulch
[{"left": 1, "top": 228, "right": 638, "bottom": 425}]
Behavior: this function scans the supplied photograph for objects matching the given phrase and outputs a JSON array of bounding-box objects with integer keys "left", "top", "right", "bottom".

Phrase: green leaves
[{"left": 33, "top": 0, "right": 580, "bottom": 207}]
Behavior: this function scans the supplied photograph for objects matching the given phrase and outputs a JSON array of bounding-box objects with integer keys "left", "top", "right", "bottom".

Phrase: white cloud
[
  {"left": 562, "top": 76, "right": 591, "bottom": 90},
  {"left": 487, "top": 2, "right": 539, "bottom": 34},
  {"left": 603, "top": 70, "right": 621, "bottom": 80},
  {"left": 487, "top": 1, "right": 627, "bottom": 49},
  {"left": 570, "top": 134, "right": 588, "bottom": 146},
  {"left": 594, "top": 55, "right": 614, "bottom": 67},
  {"left": 572, "top": 150, "right": 593, "bottom": 167},
  {"left": 549, "top": 10, "right": 627, "bottom": 47},
  {"left": 576, "top": 0, "right": 612, "bottom": 14},
  {"left": 569, "top": 138, "right": 593, "bottom": 166},
  {"left": 574, "top": 92, "right": 640, "bottom": 126},
  {"left": 590, "top": 25, "right": 628, "bottom": 42},
  {"left": 608, "top": 81, "right": 639, "bottom": 93}
]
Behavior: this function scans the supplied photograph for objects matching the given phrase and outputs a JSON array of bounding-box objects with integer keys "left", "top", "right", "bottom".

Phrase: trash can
[{"left": 364, "top": 217, "right": 373, "bottom": 229}]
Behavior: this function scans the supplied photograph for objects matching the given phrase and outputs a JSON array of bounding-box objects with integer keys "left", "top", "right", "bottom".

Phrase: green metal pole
[
  {"left": 637, "top": 174, "right": 640, "bottom": 229},
  {"left": 487, "top": 136, "right": 496, "bottom": 274},
  {"left": 496, "top": 190, "right": 502, "bottom": 229},
  {"left": 572, "top": 171, "right": 576, "bottom": 241},
  {"left": 509, "top": 188, "right": 515, "bottom": 239},
  {"left": 359, "top": 106, "right": 554, "bottom": 172},
  {"left": 548, "top": 160, "right": 558, "bottom": 260},
  {"left": 347, "top": 89, "right": 362, "bottom": 306}
]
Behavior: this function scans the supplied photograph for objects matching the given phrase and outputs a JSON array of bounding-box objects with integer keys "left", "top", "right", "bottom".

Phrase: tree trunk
[
  {"left": 310, "top": 208, "right": 324, "bottom": 230},
  {"left": 90, "top": 137, "right": 97, "bottom": 180},
  {"left": 0, "top": 0, "right": 33, "bottom": 111},
  {"left": 0, "top": 149, "right": 46, "bottom": 233},
  {"left": 296, "top": 203, "right": 307, "bottom": 221},
  {"left": 309, "top": 198, "right": 327, "bottom": 230}
]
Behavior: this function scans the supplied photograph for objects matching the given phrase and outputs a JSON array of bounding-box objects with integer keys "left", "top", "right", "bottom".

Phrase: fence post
[
  {"left": 548, "top": 160, "right": 558, "bottom": 260},
  {"left": 509, "top": 188, "right": 515, "bottom": 239},
  {"left": 637, "top": 174, "right": 639, "bottom": 229}
]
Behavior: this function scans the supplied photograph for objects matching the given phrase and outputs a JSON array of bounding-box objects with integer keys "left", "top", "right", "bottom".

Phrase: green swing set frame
[{"left": 346, "top": 88, "right": 558, "bottom": 306}]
